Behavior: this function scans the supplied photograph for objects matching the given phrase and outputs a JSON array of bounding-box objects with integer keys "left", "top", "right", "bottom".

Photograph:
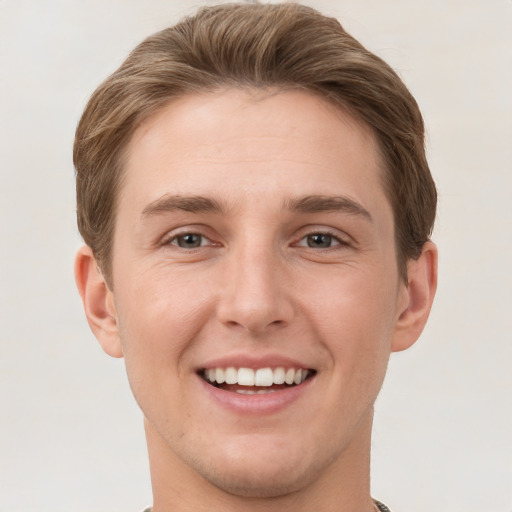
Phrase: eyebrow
[
  {"left": 286, "top": 195, "right": 373, "bottom": 222},
  {"left": 141, "top": 195, "right": 227, "bottom": 217},
  {"left": 141, "top": 193, "right": 372, "bottom": 222}
]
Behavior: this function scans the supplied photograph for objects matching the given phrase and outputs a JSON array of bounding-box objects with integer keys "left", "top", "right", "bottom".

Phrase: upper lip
[{"left": 198, "top": 353, "right": 315, "bottom": 371}]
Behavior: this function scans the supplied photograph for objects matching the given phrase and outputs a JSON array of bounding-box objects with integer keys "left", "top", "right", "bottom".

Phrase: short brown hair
[{"left": 74, "top": 2, "right": 436, "bottom": 285}]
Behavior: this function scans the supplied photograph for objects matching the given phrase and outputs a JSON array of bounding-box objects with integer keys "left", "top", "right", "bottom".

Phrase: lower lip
[{"left": 197, "top": 375, "right": 315, "bottom": 415}]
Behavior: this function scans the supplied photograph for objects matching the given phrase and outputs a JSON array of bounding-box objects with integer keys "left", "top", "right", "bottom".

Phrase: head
[
  {"left": 74, "top": 2, "right": 438, "bottom": 506},
  {"left": 74, "top": 2, "right": 436, "bottom": 288}
]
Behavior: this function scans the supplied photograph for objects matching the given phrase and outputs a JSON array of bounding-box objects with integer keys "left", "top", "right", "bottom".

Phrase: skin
[{"left": 75, "top": 89, "right": 437, "bottom": 512}]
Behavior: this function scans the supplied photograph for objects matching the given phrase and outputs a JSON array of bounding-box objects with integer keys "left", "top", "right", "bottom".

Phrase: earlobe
[
  {"left": 391, "top": 241, "right": 438, "bottom": 352},
  {"left": 74, "top": 246, "right": 123, "bottom": 358}
]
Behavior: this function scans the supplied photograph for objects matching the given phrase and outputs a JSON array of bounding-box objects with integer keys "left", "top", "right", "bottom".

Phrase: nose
[{"left": 216, "top": 241, "right": 294, "bottom": 334}]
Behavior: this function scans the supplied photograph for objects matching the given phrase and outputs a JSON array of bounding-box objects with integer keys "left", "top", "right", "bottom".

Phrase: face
[{"left": 107, "top": 89, "right": 410, "bottom": 496}]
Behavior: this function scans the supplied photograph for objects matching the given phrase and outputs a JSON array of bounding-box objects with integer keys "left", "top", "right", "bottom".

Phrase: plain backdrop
[{"left": 1, "top": 1, "right": 511, "bottom": 511}]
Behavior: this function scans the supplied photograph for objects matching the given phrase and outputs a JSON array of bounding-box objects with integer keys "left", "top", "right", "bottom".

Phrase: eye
[
  {"left": 170, "top": 233, "right": 207, "bottom": 249},
  {"left": 296, "top": 232, "right": 345, "bottom": 249},
  {"left": 306, "top": 233, "right": 337, "bottom": 248}
]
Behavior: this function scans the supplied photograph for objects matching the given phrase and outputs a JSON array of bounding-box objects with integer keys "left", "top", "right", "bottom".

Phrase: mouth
[{"left": 199, "top": 366, "right": 316, "bottom": 395}]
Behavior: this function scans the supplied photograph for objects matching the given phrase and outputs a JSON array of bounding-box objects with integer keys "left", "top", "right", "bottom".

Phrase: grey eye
[
  {"left": 175, "top": 233, "right": 203, "bottom": 248},
  {"left": 306, "top": 234, "right": 334, "bottom": 248}
]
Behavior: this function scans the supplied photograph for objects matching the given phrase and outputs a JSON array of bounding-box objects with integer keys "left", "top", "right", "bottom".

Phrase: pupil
[
  {"left": 178, "top": 234, "right": 201, "bottom": 248},
  {"left": 308, "top": 234, "right": 331, "bottom": 248}
]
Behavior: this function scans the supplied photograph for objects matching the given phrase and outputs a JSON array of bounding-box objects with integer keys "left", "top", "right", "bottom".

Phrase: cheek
[
  {"left": 114, "top": 277, "right": 210, "bottom": 435},
  {"left": 306, "top": 262, "right": 398, "bottom": 330},
  {"left": 113, "top": 265, "right": 214, "bottom": 386},
  {"left": 301, "top": 265, "right": 399, "bottom": 375}
]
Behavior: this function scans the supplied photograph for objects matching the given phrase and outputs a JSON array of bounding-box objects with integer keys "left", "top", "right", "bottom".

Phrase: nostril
[{"left": 223, "top": 317, "right": 288, "bottom": 333}]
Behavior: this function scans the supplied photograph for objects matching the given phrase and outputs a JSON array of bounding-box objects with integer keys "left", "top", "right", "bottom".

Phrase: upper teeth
[{"left": 204, "top": 367, "right": 309, "bottom": 387}]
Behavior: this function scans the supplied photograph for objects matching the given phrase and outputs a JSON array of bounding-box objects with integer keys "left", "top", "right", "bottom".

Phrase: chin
[
  {"left": 199, "top": 458, "right": 315, "bottom": 498},
  {"left": 185, "top": 436, "right": 340, "bottom": 499}
]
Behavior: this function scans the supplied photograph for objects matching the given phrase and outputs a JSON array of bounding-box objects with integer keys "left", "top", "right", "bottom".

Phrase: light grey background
[{"left": 1, "top": 1, "right": 511, "bottom": 511}]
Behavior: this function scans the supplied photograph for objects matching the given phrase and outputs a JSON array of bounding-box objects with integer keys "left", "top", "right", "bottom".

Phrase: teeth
[
  {"left": 285, "top": 368, "right": 295, "bottom": 385},
  {"left": 235, "top": 389, "right": 278, "bottom": 395},
  {"left": 215, "top": 368, "right": 225, "bottom": 384},
  {"left": 225, "top": 367, "right": 237, "bottom": 384},
  {"left": 255, "top": 368, "right": 273, "bottom": 386},
  {"left": 237, "top": 367, "right": 255, "bottom": 386},
  {"left": 273, "top": 367, "right": 285, "bottom": 384},
  {"left": 204, "top": 366, "right": 310, "bottom": 387}
]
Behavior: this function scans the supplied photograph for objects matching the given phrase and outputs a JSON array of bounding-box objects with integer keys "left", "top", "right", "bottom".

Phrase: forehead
[{"left": 120, "top": 88, "right": 391, "bottom": 221}]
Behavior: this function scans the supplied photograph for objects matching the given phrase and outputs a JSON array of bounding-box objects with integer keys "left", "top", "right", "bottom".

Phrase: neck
[{"left": 146, "top": 409, "right": 376, "bottom": 512}]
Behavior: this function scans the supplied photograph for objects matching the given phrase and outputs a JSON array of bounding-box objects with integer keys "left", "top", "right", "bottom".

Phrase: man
[{"left": 74, "top": 3, "right": 437, "bottom": 511}]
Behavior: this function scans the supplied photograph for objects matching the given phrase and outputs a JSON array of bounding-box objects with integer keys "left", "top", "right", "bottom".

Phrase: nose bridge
[{"left": 217, "top": 234, "right": 292, "bottom": 333}]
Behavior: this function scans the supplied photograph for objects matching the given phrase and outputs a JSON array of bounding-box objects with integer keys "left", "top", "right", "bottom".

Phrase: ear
[
  {"left": 74, "top": 245, "right": 123, "bottom": 358},
  {"left": 391, "top": 241, "right": 438, "bottom": 352}
]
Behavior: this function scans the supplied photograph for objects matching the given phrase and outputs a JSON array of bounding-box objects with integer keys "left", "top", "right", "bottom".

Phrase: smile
[{"left": 201, "top": 367, "right": 314, "bottom": 394}]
